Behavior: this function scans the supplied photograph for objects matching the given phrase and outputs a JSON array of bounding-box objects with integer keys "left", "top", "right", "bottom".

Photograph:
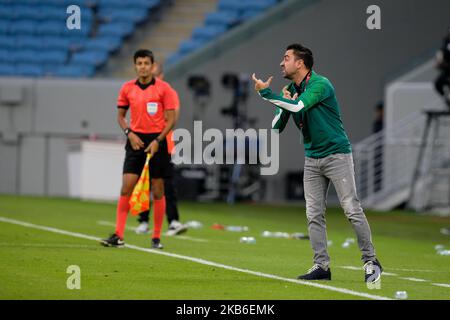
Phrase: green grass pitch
[{"left": 0, "top": 194, "right": 449, "bottom": 300}]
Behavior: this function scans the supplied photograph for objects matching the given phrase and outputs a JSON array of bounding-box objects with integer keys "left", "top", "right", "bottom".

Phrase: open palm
[{"left": 252, "top": 73, "right": 273, "bottom": 91}]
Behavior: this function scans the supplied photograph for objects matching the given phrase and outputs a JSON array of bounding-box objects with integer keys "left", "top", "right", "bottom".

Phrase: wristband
[{"left": 124, "top": 128, "right": 131, "bottom": 136}]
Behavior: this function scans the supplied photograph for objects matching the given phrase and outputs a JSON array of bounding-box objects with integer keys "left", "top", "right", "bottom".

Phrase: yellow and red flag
[{"left": 129, "top": 153, "right": 152, "bottom": 216}]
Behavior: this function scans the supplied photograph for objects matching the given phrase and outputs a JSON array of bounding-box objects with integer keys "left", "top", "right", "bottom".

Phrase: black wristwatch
[
  {"left": 123, "top": 128, "right": 131, "bottom": 136},
  {"left": 155, "top": 137, "right": 162, "bottom": 144}
]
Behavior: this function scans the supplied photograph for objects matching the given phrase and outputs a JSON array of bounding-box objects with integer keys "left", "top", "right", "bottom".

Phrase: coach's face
[
  {"left": 134, "top": 57, "right": 153, "bottom": 78},
  {"left": 280, "top": 49, "right": 302, "bottom": 80}
]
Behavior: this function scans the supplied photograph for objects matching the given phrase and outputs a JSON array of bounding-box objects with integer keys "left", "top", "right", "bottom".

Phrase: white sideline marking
[
  {"left": 96, "top": 220, "right": 209, "bottom": 243},
  {"left": 0, "top": 242, "right": 95, "bottom": 249},
  {"left": 0, "top": 216, "right": 392, "bottom": 300},
  {"left": 432, "top": 283, "right": 450, "bottom": 288},
  {"left": 399, "top": 277, "right": 427, "bottom": 282}
]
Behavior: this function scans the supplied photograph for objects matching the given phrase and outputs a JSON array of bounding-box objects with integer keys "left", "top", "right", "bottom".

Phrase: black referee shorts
[{"left": 123, "top": 132, "right": 172, "bottom": 179}]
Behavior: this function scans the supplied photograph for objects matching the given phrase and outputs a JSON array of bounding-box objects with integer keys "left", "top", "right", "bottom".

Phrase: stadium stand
[
  {"left": 166, "top": 0, "right": 281, "bottom": 65},
  {"left": 0, "top": 0, "right": 161, "bottom": 78}
]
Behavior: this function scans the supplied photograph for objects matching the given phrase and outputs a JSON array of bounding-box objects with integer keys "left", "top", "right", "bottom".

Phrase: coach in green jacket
[{"left": 252, "top": 44, "right": 382, "bottom": 285}]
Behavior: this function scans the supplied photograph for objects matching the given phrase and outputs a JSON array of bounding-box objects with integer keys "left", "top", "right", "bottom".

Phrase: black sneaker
[
  {"left": 364, "top": 259, "right": 383, "bottom": 285},
  {"left": 297, "top": 264, "right": 331, "bottom": 280},
  {"left": 100, "top": 233, "right": 124, "bottom": 247},
  {"left": 151, "top": 238, "right": 163, "bottom": 249}
]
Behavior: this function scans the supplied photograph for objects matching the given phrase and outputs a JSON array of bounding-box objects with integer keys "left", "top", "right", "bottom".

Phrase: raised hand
[{"left": 252, "top": 73, "right": 273, "bottom": 91}]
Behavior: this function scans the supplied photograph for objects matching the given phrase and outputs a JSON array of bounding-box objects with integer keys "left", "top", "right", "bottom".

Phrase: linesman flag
[{"left": 129, "top": 153, "right": 152, "bottom": 216}]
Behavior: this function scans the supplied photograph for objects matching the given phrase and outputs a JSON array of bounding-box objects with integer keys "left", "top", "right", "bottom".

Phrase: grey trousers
[{"left": 304, "top": 153, "right": 376, "bottom": 269}]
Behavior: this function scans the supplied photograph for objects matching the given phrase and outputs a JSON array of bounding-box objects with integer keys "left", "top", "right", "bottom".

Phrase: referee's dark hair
[
  {"left": 133, "top": 49, "right": 154, "bottom": 64},
  {"left": 287, "top": 44, "right": 314, "bottom": 70}
]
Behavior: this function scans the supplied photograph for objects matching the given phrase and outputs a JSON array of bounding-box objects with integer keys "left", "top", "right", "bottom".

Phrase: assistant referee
[{"left": 101, "top": 49, "right": 178, "bottom": 249}]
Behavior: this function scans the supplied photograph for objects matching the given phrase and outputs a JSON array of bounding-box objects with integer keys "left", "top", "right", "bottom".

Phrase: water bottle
[
  {"left": 438, "top": 250, "right": 450, "bottom": 256},
  {"left": 434, "top": 244, "right": 445, "bottom": 252},
  {"left": 395, "top": 291, "right": 408, "bottom": 299},
  {"left": 262, "top": 231, "right": 273, "bottom": 237},
  {"left": 185, "top": 221, "right": 203, "bottom": 229},
  {"left": 240, "top": 236, "right": 256, "bottom": 244},
  {"left": 226, "top": 226, "right": 249, "bottom": 232},
  {"left": 345, "top": 237, "right": 355, "bottom": 244},
  {"left": 273, "top": 232, "right": 290, "bottom": 238},
  {"left": 342, "top": 241, "right": 351, "bottom": 248}
]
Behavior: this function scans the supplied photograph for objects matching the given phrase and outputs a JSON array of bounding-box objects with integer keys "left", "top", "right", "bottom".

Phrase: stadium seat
[
  {"left": 98, "top": 22, "right": 135, "bottom": 38},
  {"left": 49, "top": 64, "right": 95, "bottom": 78},
  {"left": 82, "top": 36, "right": 122, "bottom": 53},
  {"left": 71, "top": 50, "right": 108, "bottom": 67},
  {"left": 37, "top": 21, "right": 66, "bottom": 36},
  {"left": 16, "top": 63, "right": 44, "bottom": 77},
  {"left": 13, "top": 50, "right": 43, "bottom": 64},
  {"left": 0, "top": 49, "right": 15, "bottom": 63},
  {"left": 191, "top": 25, "right": 227, "bottom": 42},
  {"left": 9, "top": 21, "right": 37, "bottom": 35},
  {"left": 0, "top": 36, "right": 16, "bottom": 49},
  {"left": 204, "top": 11, "right": 240, "bottom": 28},
  {"left": 0, "top": 63, "right": 15, "bottom": 76},
  {"left": 0, "top": 21, "right": 9, "bottom": 34},
  {"left": 14, "top": 5, "right": 41, "bottom": 20},
  {"left": 38, "top": 50, "right": 68, "bottom": 64},
  {"left": 42, "top": 36, "right": 72, "bottom": 50},
  {"left": 217, "top": 0, "right": 245, "bottom": 12},
  {"left": 16, "top": 36, "right": 45, "bottom": 50},
  {"left": 98, "top": 0, "right": 160, "bottom": 10},
  {"left": 178, "top": 39, "right": 206, "bottom": 55},
  {"left": 98, "top": 8, "right": 149, "bottom": 24}
]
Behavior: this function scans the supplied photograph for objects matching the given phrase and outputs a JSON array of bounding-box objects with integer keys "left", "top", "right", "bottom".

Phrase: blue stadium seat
[
  {"left": 36, "top": 0, "right": 98, "bottom": 6},
  {"left": 0, "top": 63, "right": 15, "bottom": 76},
  {"left": 245, "top": 0, "right": 278, "bottom": 11},
  {"left": 16, "top": 36, "right": 45, "bottom": 50},
  {"left": 217, "top": 0, "right": 245, "bottom": 12},
  {"left": 16, "top": 63, "right": 44, "bottom": 77},
  {"left": 14, "top": 5, "right": 42, "bottom": 20},
  {"left": 50, "top": 64, "right": 96, "bottom": 78},
  {"left": 0, "top": 21, "right": 9, "bottom": 34},
  {"left": 71, "top": 50, "right": 108, "bottom": 67},
  {"left": 0, "top": 36, "right": 16, "bottom": 49},
  {"left": 0, "top": 49, "right": 15, "bottom": 63},
  {"left": 83, "top": 36, "right": 121, "bottom": 52},
  {"left": 9, "top": 21, "right": 37, "bottom": 35},
  {"left": 14, "top": 50, "right": 43, "bottom": 63},
  {"left": 42, "top": 36, "right": 72, "bottom": 50},
  {"left": 178, "top": 39, "right": 206, "bottom": 55},
  {"left": 38, "top": 50, "right": 68, "bottom": 64},
  {"left": 0, "top": 5, "right": 13, "bottom": 20},
  {"left": 191, "top": 25, "right": 227, "bottom": 42},
  {"left": 98, "top": 22, "right": 134, "bottom": 38},
  {"left": 98, "top": 0, "right": 160, "bottom": 10},
  {"left": 37, "top": 21, "right": 66, "bottom": 36},
  {"left": 204, "top": 11, "right": 239, "bottom": 28},
  {"left": 98, "top": 8, "right": 149, "bottom": 24}
]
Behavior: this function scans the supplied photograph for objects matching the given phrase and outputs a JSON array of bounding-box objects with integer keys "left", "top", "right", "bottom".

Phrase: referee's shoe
[
  {"left": 297, "top": 264, "right": 331, "bottom": 280},
  {"left": 100, "top": 234, "right": 125, "bottom": 247}
]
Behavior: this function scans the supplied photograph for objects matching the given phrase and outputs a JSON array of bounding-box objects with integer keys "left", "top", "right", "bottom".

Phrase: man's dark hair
[
  {"left": 286, "top": 44, "right": 314, "bottom": 70},
  {"left": 133, "top": 49, "right": 154, "bottom": 64}
]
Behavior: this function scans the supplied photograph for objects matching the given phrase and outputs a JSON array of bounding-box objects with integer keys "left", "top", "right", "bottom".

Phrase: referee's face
[
  {"left": 280, "top": 50, "right": 300, "bottom": 80},
  {"left": 134, "top": 57, "right": 153, "bottom": 78}
]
